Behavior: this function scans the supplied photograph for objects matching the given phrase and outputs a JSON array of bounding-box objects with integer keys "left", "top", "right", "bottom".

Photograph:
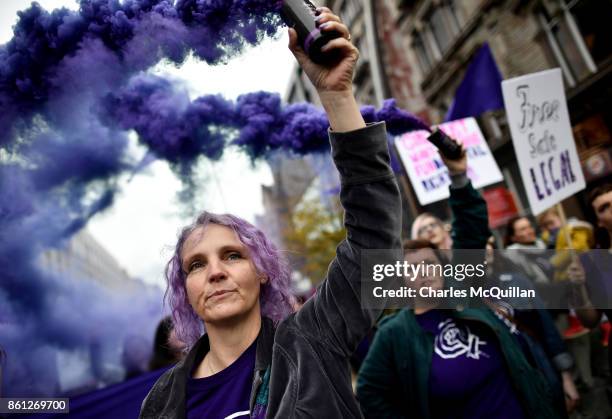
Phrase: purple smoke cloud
[
  {"left": 0, "top": 0, "right": 284, "bottom": 143},
  {"left": 0, "top": 157, "right": 164, "bottom": 396}
]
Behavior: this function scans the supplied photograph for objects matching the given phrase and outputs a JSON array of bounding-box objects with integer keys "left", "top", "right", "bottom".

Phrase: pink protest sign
[{"left": 394, "top": 118, "right": 503, "bottom": 206}]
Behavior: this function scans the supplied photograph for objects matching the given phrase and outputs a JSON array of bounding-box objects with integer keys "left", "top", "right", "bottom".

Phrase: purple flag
[
  {"left": 444, "top": 43, "right": 504, "bottom": 122},
  {"left": 24, "top": 368, "right": 168, "bottom": 419}
]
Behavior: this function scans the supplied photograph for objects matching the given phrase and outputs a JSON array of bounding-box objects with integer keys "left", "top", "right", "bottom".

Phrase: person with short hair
[
  {"left": 504, "top": 216, "right": 552, "bottom": 284},
  {"left": 505, "top": 216, "right": 547, "bottom": 249},
  {"left": 410, "top": 145, "right": 485, "bottom": 251},
  {"left": 588, "top": 184, "right": 612, "bottom": 250},
  {"left": 411, "top": 213, "right": 452, "bottom": 250}
]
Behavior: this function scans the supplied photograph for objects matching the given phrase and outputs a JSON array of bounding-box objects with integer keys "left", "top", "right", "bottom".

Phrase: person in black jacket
[{"left": 139, "top": 7, "right": 402, "bottom": 419}]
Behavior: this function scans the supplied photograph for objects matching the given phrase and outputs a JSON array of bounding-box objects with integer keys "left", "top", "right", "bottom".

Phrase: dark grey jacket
[{"left": 139, "top": 122, "right": 403, "bottom": 418}]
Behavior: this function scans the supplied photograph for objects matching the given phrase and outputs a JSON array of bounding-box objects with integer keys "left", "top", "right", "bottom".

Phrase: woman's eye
[
  {"left": 188, "top": 261, "right": 205, "bottom": 273},
  {"left": 227, "top": 252, "right": 242, "bottom": 261}
]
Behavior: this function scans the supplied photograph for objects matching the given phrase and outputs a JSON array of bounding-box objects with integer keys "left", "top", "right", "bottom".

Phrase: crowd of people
[
  {"left": 402, "top": 172, "right": 612, "bottom": 418},
  {"left": 134, "top": 8, "right": 612, "bottom": 419},
  {"left": 373, "top": 185, "right": 611, "bottom": 418}
]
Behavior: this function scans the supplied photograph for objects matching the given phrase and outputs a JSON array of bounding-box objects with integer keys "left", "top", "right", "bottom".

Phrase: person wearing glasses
[
  {"left": 410, "top": 161, "right": 482, "bottom": 251},
  {"left": 411, "top": 213, "right": 453, "bottom": 250}
]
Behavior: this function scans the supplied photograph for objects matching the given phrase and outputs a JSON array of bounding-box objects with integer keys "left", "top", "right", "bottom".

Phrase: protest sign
[
  {"left": 394, "top": 117, "right": 503, "bottom": 206},
  {"left": 502, "top": 68, "right": 585, "bottom": 215}
]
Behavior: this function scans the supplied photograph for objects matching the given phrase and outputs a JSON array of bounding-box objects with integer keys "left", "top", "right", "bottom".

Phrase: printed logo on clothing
[
  {"left": 435, "top": 319, "right": 488, "bottom": 359},
  {"left": 224, "top": 410, "right": 250, "bottom": 419}
]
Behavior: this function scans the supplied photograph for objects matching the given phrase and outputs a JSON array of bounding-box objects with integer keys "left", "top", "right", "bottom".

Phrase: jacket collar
[{"left": 254, "top": 317, "right": 275, "bottom": 371}]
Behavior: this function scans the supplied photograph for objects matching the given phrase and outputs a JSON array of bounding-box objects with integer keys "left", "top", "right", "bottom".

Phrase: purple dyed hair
[{"left": 165, "top": 212, "right": 295, "bottom": 349}]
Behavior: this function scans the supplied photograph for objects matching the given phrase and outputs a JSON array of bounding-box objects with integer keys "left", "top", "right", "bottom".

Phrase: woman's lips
[{"left": 207, "top": 289, "right": 236, "bottom": 300}]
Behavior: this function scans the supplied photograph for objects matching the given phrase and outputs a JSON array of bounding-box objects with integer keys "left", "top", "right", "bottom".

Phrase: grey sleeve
[{"left": 293, "top": 122, "right": 403, "bottom": 356}]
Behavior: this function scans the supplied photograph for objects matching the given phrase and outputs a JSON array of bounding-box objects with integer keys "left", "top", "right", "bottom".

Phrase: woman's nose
[{"left": 207, "top": 259, "right": 227, "bottom": 282}]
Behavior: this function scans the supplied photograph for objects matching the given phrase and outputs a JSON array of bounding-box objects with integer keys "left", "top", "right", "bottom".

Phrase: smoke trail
[
  {"left": 99, "top": 73, "right": 427, "bottom": 164},
  {"left": 376, "top": 98, "right": 431, "bottom": 135}
]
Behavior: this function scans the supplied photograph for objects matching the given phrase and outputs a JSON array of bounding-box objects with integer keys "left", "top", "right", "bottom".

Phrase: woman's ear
[{"left": 259, "top": 275, "right": 269, "bottom": 285}]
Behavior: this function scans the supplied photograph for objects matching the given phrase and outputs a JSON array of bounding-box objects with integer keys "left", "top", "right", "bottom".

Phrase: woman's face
[
  {"left": 417, "top": 216, "right": 446, "bottom": 247},
  {"left": 511, "top": 217, "right": 536, "bottom": 244},
  {"left": 181, "top": 224, "right": 264, "bottom": 326}
]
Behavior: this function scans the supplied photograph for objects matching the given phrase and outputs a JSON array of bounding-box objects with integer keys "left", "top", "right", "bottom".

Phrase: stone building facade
[
  {"left": 374, "top": 0, "right": 612, "bottom": 228},
  {"left": 284, "top": 0, "right": 611, "bottom": 234}
]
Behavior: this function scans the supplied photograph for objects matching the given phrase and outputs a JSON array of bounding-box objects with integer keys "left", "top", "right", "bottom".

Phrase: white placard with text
[{"left": 502, "top": 68, "right": 585, "bottom": 215}]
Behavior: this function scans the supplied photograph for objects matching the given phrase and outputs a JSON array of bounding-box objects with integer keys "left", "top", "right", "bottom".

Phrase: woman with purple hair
[{"left": 139, "top": 8, "right": 402, "bottom": 419}]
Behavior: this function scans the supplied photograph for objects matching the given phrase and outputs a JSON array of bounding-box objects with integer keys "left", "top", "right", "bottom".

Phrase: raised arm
[
  {"left": 286, "top": 9, "right": 402, "bottom": 356},
  {"left": 439, "top": 146, "right": 490, "bottom": 250}
]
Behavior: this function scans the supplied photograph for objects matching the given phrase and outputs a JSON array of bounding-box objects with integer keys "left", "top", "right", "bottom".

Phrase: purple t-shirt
[
  {"left": 186, "top": 339, "right": 256, "bottom": 419},
  {"left": 415, "top": 310, "right": 525, "bottom": 419}
]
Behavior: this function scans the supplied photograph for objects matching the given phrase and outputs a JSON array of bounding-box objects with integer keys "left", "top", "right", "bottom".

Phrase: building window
[
  {"left": 412, "top": 31, "right": 433, "bottom": 73},
  {"left": 539, "top": 0, "right": 611, "bottom": 87},
  {"left": 426, "top": 2, "right": 461, "bottom": 54},
  {"left": 412, "top": 0, "right": 463, "bottom": 74},
  {"left": 447, "top": 1, "right": 463, "bottom": 30}
]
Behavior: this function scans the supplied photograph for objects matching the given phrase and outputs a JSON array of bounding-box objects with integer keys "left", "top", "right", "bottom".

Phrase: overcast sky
[{"left": 1, "top": 0, "right": 296, "bottom": 286}]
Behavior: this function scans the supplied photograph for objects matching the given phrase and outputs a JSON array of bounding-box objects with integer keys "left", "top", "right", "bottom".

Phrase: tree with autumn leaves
[{"left": 284, "top": 194, "right": 346, "bottom": 286}]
